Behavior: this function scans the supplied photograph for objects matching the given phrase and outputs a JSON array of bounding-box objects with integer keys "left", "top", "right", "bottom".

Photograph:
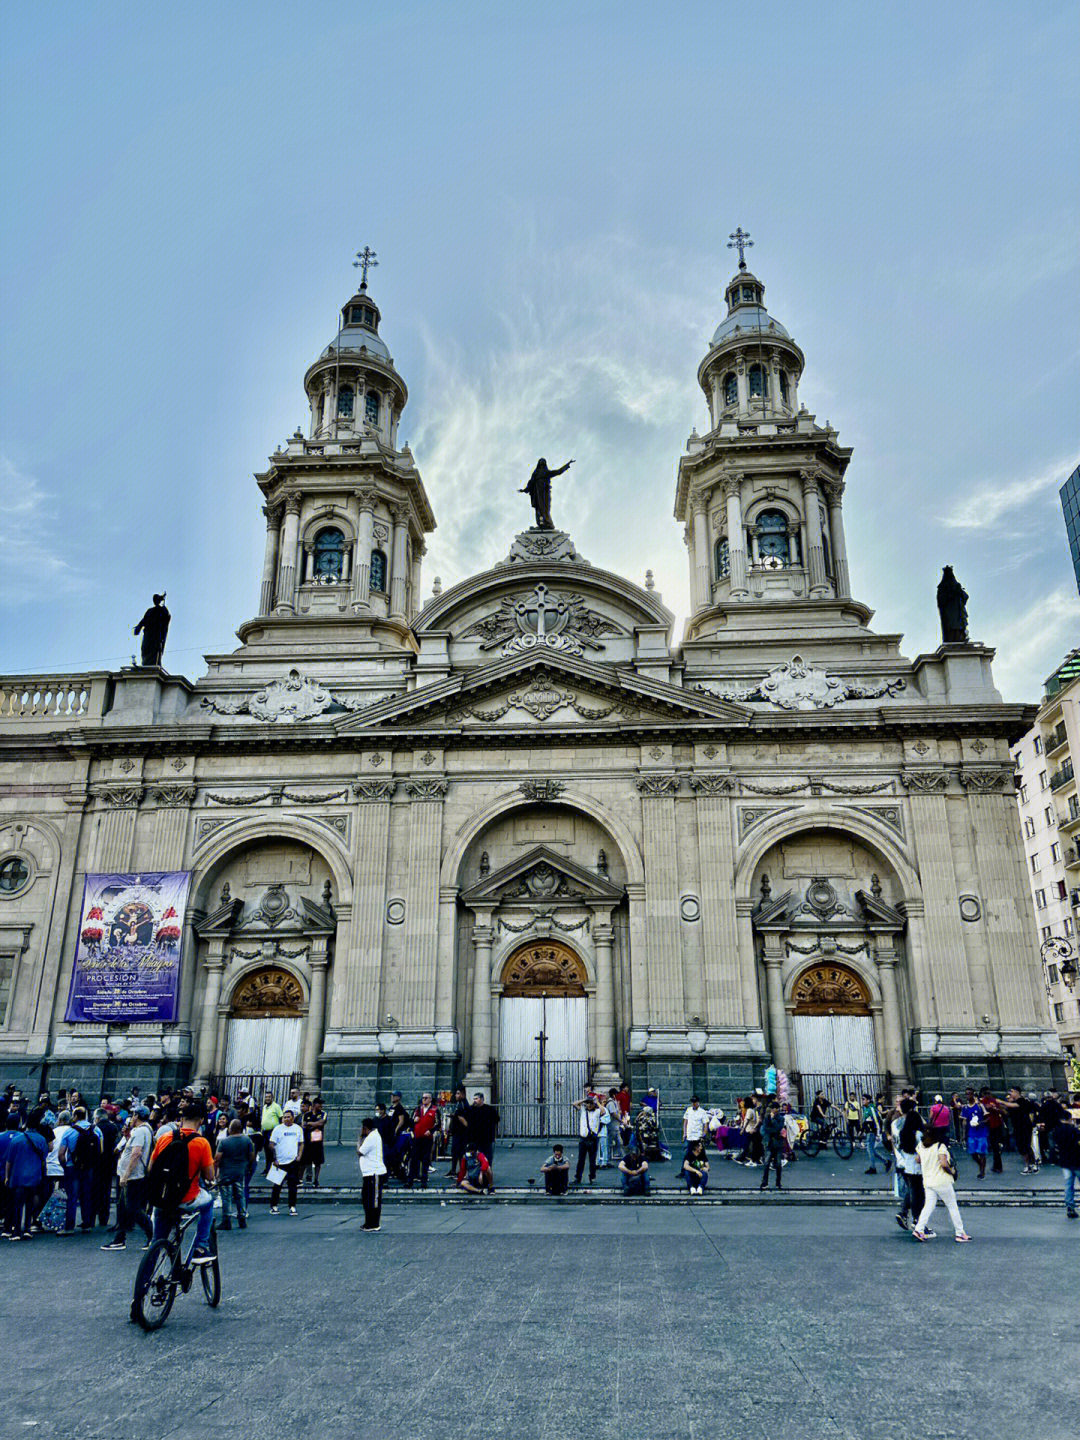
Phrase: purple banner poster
[{"left": 64, "top": 871, "right": 191, "bottom": 1024}]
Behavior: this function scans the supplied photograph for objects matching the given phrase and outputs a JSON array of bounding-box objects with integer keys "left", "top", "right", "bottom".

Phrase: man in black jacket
[
  {"left": 759, "top": 1102, "right": 786, "bottom": 1191},
  {"left": 1050, "top": 1115, "right": 1079, "bottom": 1219}
]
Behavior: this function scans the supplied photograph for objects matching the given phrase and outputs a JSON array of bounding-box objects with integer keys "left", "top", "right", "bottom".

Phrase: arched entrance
[
  {"left": 497, "top": 941, "right": 589, "bottom": 1138},
  {"left": 222, "top": 967, "right": 305, "bottom": 1095},
  {"left": 790, "top": 961, "right": 881, "bottom": 1104}
]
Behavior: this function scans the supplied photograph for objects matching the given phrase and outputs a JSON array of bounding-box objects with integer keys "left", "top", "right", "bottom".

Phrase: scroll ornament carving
[
  {"left": 405, "top": 777, "right": 448, "bottom": 800},
  {"left": 504, "top": 863, "right": 584, "bottom": 903},
  {"left": 149, "top": 784, "right": 197, "bottom": 808},
  {"left": 518, "top": 780, "right": 566, "bottom": 802},
  {"left": 959, "top": 766, "right": 1011, "bottom": 793},
  {"left": 92, "top": 785, "right": 143, "bottom": 809},
  {"left": 636, "top": 773, "right": 681, "bottom": 797},
  {"left": 202, "top": 670, "right": 395, "bottom": 723},
  {"left": 353, "top": 779, "right": 398, "bottom": 802},
  {"left": 688, "top": 773, "right": 738, "bottom": 796},
  {"left": 499, "top": 910, "right": 591, "bottom": 935},
  {"left": 467, "top": 678, "right": 617, "bottom": 723},
  {"left": 901, "top": 769, "right": 951, "bottom": 793},
  {"left": 697, "top": 655, "right": 905, "bottom": 711}
]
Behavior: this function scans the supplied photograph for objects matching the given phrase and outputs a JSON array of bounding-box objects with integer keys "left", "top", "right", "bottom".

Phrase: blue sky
[{"left": 2, "top": 1, "right": 1077, "bottom": 699}]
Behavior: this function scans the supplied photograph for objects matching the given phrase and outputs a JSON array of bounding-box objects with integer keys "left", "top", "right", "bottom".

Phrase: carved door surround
[{"left": 501, "top": 940, "right": 588, "bottom": 996}]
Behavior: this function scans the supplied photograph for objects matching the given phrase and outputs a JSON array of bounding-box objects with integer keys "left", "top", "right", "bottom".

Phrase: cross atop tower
[
  {"left": 728, "top": 227, "right": 753, "bottom": 271},
  {"left": 353, "top": 246, "right": 378, "bottom": 290}
]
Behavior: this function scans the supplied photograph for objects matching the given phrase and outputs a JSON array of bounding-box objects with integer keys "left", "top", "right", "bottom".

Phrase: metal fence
[
  {"left": 495, "top": 1059, "right": 590, "bottom": 1137},
  {"left": 794, "top": 1072, "right": 889, "bottom": 1112},
  {"left": 206, "top": 1072, "right": 302, "bottom": 1107}
]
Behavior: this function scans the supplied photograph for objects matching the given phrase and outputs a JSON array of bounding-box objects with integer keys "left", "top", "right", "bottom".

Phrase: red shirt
[
  {"left": 616, "top": 1089, "right": 631, "bottom": 1117},
  {"left": 457, "top": 1152, "right": 490, "bottom": 1182},
  {"left": 413, "top": 1105, "right": 439, "bottom": 1140},
  {"left": 150, "top": 1128, "right": 214, "bottom": 1205}
]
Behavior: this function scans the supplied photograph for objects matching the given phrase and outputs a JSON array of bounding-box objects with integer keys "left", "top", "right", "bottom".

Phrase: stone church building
[{"left": 0, "top": 260, "right": 1062, "bottom": 1127}]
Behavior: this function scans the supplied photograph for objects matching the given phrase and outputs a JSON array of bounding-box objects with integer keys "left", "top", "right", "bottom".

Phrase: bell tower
[
  {"left": 675, "top": 233, "right": 865, "bottom": 654},
  {"left": 209, "top": 252, "right": 436, "bottom": 685}
]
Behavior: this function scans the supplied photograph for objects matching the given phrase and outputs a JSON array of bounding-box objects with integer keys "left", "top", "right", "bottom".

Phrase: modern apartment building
[{"left": 1012, "top": 648, "right": 1080, "bottom": 1061}]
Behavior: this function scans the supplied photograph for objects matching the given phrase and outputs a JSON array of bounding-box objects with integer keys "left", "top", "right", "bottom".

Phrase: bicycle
[
  {"left": 797, "top": 1118, "right": 854, "bottom": 1160},
  {"left": 131, "top": 1206, "right": 220, "bottom": 1331}
]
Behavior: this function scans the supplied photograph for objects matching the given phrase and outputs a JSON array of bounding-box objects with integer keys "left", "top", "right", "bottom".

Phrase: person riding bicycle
[
  {"left": 145, "top": 1097, "right": 216, "bottom": 1265},
  {"left": 809, "top": 1092, "right": 834, "bottom": 1136}
]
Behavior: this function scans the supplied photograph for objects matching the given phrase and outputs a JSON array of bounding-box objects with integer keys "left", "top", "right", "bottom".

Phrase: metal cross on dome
[
  {"left": 353, "top": 246, "right": 378, "bottom": 289},
  {"left": 728, "top": 227, "right": 753, "bottom": 270}
]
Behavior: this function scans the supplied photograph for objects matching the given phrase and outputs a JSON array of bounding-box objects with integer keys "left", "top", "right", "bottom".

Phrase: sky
[{"left": 2, "top": 1, "right": 1078, "bottom": 701}]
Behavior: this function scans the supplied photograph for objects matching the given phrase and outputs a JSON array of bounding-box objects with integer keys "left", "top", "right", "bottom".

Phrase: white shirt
[
  {"left": 358, "top": 1130, "right": 387, "bottom": 1177},
  {"left": 683, "top": 1105, "right": 708, "bottom": 1141},
  {"left": 47, "top": 1128, "right": 70, "bottom": 1178},
  {"left": 579, "top": 1107, "right": 602, "bottom": 1137},
  {"left": 118, "top": 1123, "right": 153, "bottom": 1181},
  {"left": 269, "top": 1122, "right": 304, "bottom": 1165}
]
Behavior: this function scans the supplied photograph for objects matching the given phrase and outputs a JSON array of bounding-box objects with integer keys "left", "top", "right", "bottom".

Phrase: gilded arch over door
[
  {"left": 229, "top": 966, "right": 306, "bottom": 1018},
  {"left": 790, "top": 961, "right": 873, "bottom": 1016},
  {"left": 500, "top": 940, "right": 588, "bottom": 997}
]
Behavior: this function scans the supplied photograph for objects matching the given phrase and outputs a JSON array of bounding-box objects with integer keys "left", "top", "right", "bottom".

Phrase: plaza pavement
[{"left": 3, "top": 1201, "right": 1077, "bottom": 1440}]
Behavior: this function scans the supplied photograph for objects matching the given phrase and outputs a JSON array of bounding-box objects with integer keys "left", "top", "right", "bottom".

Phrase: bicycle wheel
[
  {"left": 799, "top": 1135, "right": 821, "bottom": 1159},
  {"left": 833, "top": 1132, "right": 854, "bottom": 1160},
  {"left": 200, "top": 1227, "right": 221, "bottom": 1308},
  {"left": 133, "top": 1240, "right": 177, "bottom": 1331}
]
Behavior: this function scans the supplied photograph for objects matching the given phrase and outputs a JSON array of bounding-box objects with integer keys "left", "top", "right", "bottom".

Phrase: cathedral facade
[{"left": 0, "top": 263, "right": 1063, "bottom": 1124}]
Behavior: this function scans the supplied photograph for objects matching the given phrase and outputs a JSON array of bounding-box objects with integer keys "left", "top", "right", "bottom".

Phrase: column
[
  {"left": 823, "top": 480, "right": 851, "bottom": 597},
  {"left": 591, "top": 908, "right": 619, "bottom": 1083},
  {"left": 901, "top": 778, "right": 972, "bottom": 1026},
  {"left": 434, "top": 887, "right": 460, "bottom": 1033},
  {"left": 735, "top": 359, "right": 748, "bottom": 411},
  {"left": 409, "top": 540, "right": 426, "bottom": 619},
  {"left": 874, "top": 942, "right": 907, "bottom": 1082},
  {"left": 92, "top": 787, "right": 143, "bottom": 871},
  {"left": 275, "top": 497, "right": 301, "bottom": 613},
  {"left": 768, "top": 356, "right": 783, "bottom": 414},
  {"left": 734, "top": 898, "right": 764, "bottom": 1033},
  {"left": 194, "top": 940, "right": 226, "bottom": 1080},
  {"left": 351, "top": 490, "right": 375, "bottom": 610},
  {"left": 259, "top": 505, "right": 281, "bottom": 614},
  {"left": 302, "top": 941, "right": 329, "bottom": 1083},
  {"left": 802, "top": 470, "right": 828, "bottom": 596},
  {"left": 464, "top": 911, "right": 494, "bottom": 1091},
  {"left": 302, "top": 544, "right": 314, "bottom": 583},
  {"left": 709, "top": 374, "right": 721, "bottom": 427},
  {"left": 389, "top": 507, "right": 409, "bottom": 618},
  {"left": 692, "top": 779, "right": 743, "bottom": 1028},
  {"left": 725, "top": 477, "right": 748, "bottom": 596},
  {"left": 762, "top": 943, "right": 790, "bottom": 1072},
  {"left": 691, "top": 498, "right": 711, "bottom": 611},
  {"left": 788, "top": 370, "right": 799, "bottom": 412}
]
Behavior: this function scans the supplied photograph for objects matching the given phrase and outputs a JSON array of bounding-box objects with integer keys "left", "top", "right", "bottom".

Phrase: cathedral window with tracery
[
  {"left": 715, "top": 536, "right": 730, "bottom": 579},
  {"left": 337, "top": 386, "right": 354, "bottom": 418},
  {"left": 369, "top": 548, "right": 388, "bottom": 592},
  {"left": 723, "top": 372, "right": 737, "bottom": 406},
  {"left": 313, "top": 527, "right": 346, "bottom": 580},
  {"left": 748, "top": 364, "right": 768, "bottom": 399},
  {"left": 365, "top": 391, "right": 380, "bottom": 425}
]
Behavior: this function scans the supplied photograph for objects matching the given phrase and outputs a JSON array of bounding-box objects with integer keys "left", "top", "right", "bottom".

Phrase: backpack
[
  {"left": 145, "top": 1132, "right": 192, "bottom": 1213},
  {"left": 72, "top": 1124, "right": 101, "bottom": 1170}
]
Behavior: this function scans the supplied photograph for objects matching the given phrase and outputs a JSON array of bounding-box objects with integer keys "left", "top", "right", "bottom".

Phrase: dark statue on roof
[
  {"left": 521, "top": 457, "right": 574, "bottom": 531},
  {"left": 134, "top": 593, "right": 171, "bottom": 668},
  {"left": 936, "top": 566, "right": 969, "bottom": 644}
]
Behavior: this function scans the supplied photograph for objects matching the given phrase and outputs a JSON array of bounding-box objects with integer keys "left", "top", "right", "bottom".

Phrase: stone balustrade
[{"left": 0, "top": 672, "right": 113, "bottom": 724}]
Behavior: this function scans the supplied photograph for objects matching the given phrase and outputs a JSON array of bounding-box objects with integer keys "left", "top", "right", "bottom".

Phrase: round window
[{"left": 0, "top": 856, "right": 31, "bottom": 895}]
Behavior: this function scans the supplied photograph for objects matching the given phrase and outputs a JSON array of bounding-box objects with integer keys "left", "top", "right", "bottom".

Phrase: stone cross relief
[{"left": 460, "top": 585, "right": 622, "bottom": 658}]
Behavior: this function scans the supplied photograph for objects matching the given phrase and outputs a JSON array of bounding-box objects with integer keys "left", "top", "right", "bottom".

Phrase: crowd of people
[{"left": 1, "top": 1076, "right": 1077, "bottom": 1249}]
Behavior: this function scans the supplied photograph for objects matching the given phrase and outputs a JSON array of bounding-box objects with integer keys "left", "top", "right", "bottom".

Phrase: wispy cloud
[
  {"left": 410, "top": 235, "right": 704, "bottom": 606},
  {"left": 0, "top": 454, "right": 86, "bottom": 604},
  {"left": 940, "top": 453, "right": 1078, "bottom": 532},
  {"left": 990, "top": 583, "right": 1080, "bottom": 700}
]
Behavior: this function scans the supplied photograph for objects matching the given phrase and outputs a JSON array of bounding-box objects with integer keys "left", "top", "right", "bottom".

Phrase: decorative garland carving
[
  {"left": 201, "top": 670, "right": 395, "bottom": 723},
  {"left": 741, "top": 778, "right": 809, "bottom": 796},
  {"left": 466, "top": 679, "right": 618, "bottom": 724},
  {"left": 697, "top": 655, "right": 906, "bottom": 711},
  {"left": 498, "top": 911, "right": 591, "bottom": 936}
]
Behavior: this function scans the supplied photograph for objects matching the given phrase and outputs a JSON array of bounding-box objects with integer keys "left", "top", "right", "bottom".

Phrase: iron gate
[
  {"left": 495, "top": 1059, "right": 590, "bottom": 1137},
  {"left": 795, "top": 1072, "right": 889, "bottom": 1111},
  {"left": 206, "top": 1071, "right": 302, "bottom": 1104}
]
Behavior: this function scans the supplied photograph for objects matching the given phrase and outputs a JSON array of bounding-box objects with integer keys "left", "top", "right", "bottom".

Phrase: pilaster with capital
[
  {"left": 351, "top": 488, "right": 376, "bottom": 610},
  {"left": 464, "top": 911, "right": 495, "bottom": 1091},
  {"left": 302, "top": 938, "right": 330, "bottom": 1083},
  {"left": 194, "top": 939, "right": 226, "bottom": 1080},
  {"left": 275, "top": 496, "right": 302, "bottom": 613},
  {"left": 760, "top": 933, "right": 790, "bottom": 1072},
  {"left": 259, "top": 504, "right": 282, "bottom": 613},
  {"left": 328, "top": 781, "right": 395, "bottom": 1030},
  {"left": 635, "top": 774, "right": 685, "bottom": 1024},
  {"left": 724, "top": 476, "right": 748, "bottom": 596},
  {"left": 389, "top": 505, "right": 409, "bottom": 619},
  {"left": 591, "top": 907, "right": 620, "bottom": 1085},
  {"left": 872, "top": 941, "right": 908, "bottom": 1082},
  {"left": 691, "top": 495, "right": 711, "bottom": 611},
  {"left": 801, "top": 470, "right": 828, "bottom": 596},
  {"left": 401, "top": 777, "right": 447, "bottom": 1026},
  {"left": 821, "top": 478, "right": 850, "bottom": 597}
]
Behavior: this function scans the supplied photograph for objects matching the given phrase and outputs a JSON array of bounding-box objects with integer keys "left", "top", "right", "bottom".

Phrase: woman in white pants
[{"left": 913, "top": 1130, "right": 971, "bottom": 1243}]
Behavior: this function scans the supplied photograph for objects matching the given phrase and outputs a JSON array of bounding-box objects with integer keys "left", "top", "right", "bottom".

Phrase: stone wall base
[
  {"left": 912, "top": 1053, "right": 1067, "bottom": 1096},
  {"left": 628, "top": 1057, "right": 765, "bottom": 1113},
  {"left": 317, "top": 1058, "right": 458, "bottom": 1131}
]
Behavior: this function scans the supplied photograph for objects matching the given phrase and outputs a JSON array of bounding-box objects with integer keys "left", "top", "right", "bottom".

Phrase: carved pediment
[
  {"left": 461, "top": 845, "right": 625, "bottom": 907},
  {"left": 332, "top": 649, "right": 748, "bottom": 734}
]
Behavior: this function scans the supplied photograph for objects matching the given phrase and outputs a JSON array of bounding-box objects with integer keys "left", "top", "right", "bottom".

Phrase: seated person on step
[
  {"left": 619, "top": 1150, "right": 651, "bottom": 1196},
  {"left": 456, "top": 1145, "right": 494, "bottom": 1194},
  {"left": 541, "top": 1144, "right": 569, "bottom": 1196}
]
